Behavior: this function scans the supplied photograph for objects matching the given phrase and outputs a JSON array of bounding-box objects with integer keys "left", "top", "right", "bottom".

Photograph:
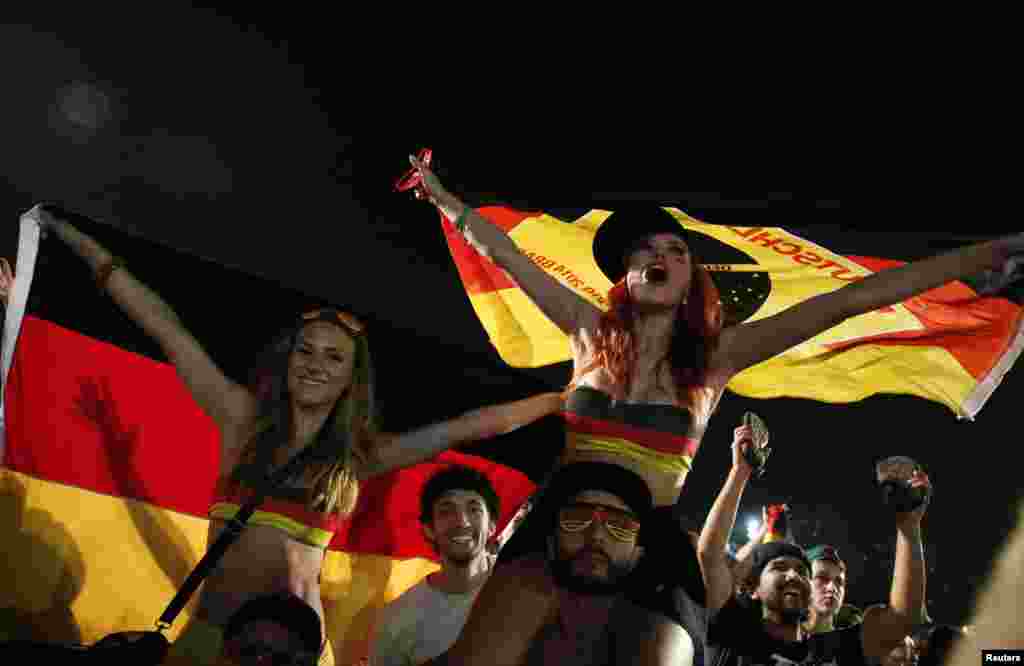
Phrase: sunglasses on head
[
  {"left": 558, "top": 502, "right": 641, "bottom": 543},
  {"left": 300, "top": 308, "right": 365, "bottom": 338}
]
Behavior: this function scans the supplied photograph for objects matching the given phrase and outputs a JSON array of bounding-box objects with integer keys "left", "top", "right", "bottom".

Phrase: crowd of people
[{"left": 2, "top": 156, "right": 1023, "bottom": 665}]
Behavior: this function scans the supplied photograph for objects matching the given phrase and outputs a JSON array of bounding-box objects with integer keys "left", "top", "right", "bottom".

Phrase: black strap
[{"left": 156, "top": 441, "right": 324, "bottom": 629}]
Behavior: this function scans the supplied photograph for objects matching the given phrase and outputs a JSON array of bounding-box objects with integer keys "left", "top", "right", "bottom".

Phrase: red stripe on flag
[
  {"left": 3, "top": 316, "right": 221, "bottom": 517},
  {"left": 3, "top": 316, "right": 537, "bottom": 561},
  {"left": 440, "top": 208, "right": 534, "bottom": 295},
  {"left": 840, "top": 257, "right": 1024, "bottom": 380},
  {"left": 561, "top": 411, "right": 699, "bottom": 458},
  {"left": 333, "top": 450, "right": 537, "bottom": 560}
]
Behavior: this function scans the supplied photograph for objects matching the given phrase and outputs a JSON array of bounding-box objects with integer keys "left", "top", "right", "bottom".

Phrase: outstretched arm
[
  {"left": 36, "top": 205, "right": 256, "bottom": 433},
  {"left": 406, "top": 155, "right": 603, "bottom": 337},
  {"left": 359, "top": 392, "right": 564, "bottom": 479},
  {"left": 714, "top": 236, "right": 1021, "bottom": 375}
]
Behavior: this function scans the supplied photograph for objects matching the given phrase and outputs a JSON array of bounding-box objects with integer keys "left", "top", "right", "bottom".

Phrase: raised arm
[
  {"left": 358, "top": 392, "right": 564, "bottom": 480},
  {"left": 406, "top": 155, "right": 603, "bottom": 337},
  {"left": 36, "top": 205, "right": 256, "bottom": 433},
  {"left": 698, "top": 422, "right": 763, "bottom": 613},
  {"left": 861, "top": 470, "right": 931, "bottom": 660},
  {"left": 713, "top": 235, "right": 1023, "bottom": 376}
]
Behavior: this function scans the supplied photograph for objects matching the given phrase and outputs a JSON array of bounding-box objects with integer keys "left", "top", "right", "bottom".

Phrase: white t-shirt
[{"left": 370, "top": 575, "right": 480, "bottom": 666}]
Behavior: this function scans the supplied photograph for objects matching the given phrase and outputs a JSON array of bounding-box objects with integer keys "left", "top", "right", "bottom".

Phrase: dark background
[{"left": 1, "top": 15, "right": 1018, "bottom": 627}]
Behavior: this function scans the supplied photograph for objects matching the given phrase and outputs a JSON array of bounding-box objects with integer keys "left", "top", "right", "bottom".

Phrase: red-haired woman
[
  {"left": 406, "top": 157, "right": 1022, "bottom": 505},
  {"left": 404, "top": 156, "right": 1023, "bottom": 665},
  {"left": 30, "top": 205, "right": 563, "bottom": 666}
]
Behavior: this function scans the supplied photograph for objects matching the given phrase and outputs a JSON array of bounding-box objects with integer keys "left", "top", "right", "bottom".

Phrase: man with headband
[{"left": 697, "top": 420, "right": 933, "bottom": 666}]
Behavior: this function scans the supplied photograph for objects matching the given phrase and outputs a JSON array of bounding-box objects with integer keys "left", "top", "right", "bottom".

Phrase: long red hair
[{"left": 576, "top": 263, "right": 724, "bottom": 409}]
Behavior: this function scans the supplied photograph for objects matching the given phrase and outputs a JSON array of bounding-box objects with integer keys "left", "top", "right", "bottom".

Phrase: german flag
[
  {"left": 439, "top": 206, "right": 1024, "bottom": 420},
  {"left": 0, "top": 211, "right": 536, "bottom": 665}
]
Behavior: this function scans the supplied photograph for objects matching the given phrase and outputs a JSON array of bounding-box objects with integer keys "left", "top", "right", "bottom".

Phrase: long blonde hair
[{"left": 232, "top": 313, "right": 376, "bottom": 516}]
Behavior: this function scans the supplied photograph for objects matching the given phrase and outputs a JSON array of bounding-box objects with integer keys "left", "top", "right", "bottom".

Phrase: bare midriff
[{"left": 196, "top": 518, "right": 326, "bottom": 633}]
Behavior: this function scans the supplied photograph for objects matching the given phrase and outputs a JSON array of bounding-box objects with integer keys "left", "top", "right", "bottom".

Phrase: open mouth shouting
[
  {"left": 641, "top": 262, "right": 668, "bottom": 284},
  {"left": 781, "top": 584, "right": 807, "bottom": 603}
]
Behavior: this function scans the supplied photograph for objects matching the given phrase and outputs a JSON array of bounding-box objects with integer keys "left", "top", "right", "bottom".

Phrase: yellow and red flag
[
  {"left": 440, "top": 206, "right": 1024, "bottom": 420},
  {"left": 0, "top": 212, "right": 536, "bottom": 665}
]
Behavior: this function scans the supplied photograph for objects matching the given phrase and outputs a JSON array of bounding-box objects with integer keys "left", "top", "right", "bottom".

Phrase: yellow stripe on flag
[
  {"left": 729, "top": 343, "right": 977, "bottom": 409},
  {"left": 445, "top": 207, "right": 1021, "bottom": 417},
  {"left": 0, "top": 469, "right": 437, "bottom": 659}
]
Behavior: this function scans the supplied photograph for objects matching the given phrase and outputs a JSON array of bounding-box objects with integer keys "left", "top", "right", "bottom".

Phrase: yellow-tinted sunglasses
[{"left": 558, "top": 502, "right": 641, "bottom": 543}]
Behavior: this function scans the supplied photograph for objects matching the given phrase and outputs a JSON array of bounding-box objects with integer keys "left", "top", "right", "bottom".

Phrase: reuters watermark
[{"left": 984, "top": 650, "right": 1024, "bottom": 663}]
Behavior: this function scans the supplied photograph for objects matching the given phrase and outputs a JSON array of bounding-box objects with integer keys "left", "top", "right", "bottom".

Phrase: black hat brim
[
  {"left": 536, "top": 462, "right": 654, "bottom": 529},
  {"left": 592, "top": 207, "right": 692, "bottom": 284}
]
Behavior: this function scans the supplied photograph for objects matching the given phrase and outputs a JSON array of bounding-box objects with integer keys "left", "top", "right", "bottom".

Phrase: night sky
[{"left": 2, "top": 15, "right": 1020, "bottom": 628}]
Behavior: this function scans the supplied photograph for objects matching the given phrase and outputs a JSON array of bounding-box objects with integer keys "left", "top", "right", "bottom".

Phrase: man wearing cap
[
  {"left": 424, "top": 460, "right": 702, "bottom": 665},
  {"left": 805, "top": 545, "right": 848, "bottom": 635},
  {"left": 697, "top": 420, "right": 932, "bottom": 666}
]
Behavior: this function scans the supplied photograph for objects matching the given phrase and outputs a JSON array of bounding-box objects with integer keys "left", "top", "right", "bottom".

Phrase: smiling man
[
  {"left": 370, "top": 465, "right": 499, "bottom": 666},
  {"left": 697, "top": 421, "right": 933, "bottom": 666}
]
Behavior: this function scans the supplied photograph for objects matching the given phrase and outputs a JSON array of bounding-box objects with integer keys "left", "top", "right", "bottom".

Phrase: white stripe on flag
[{"left": 1, "top": 207, "right": 43, "bottom": 457}]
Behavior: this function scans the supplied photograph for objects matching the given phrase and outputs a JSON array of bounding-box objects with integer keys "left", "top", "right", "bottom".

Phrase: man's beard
[
  {"left": 433, "top": 535, "right": 483, "bottom": 567},
  {"left": 549, "top": 549, "right": 632, "bottom": 595},
  {"left": 778, "top": 606, "right": 809, "bottom": 625},
  {"left": 766, "top": 595, "right": 810, "bottom": 626}
]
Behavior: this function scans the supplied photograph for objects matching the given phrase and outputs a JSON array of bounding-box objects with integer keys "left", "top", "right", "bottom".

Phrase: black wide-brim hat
[
  {"left": 592, "top": 207, "right": 692, "bottom": 284},
  {"left": 536, "top": 461, "right": 654, "bottom": 529}
]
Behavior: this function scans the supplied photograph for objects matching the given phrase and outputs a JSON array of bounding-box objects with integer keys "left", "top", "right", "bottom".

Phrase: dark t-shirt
[
  {"left": 625, "top": 505, "right": 709, "bottom": 665},
  {"left": 707, "top": 597, "right": 866, "bottom": 666}
]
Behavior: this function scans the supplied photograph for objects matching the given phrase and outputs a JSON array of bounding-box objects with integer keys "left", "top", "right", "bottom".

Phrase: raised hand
[
  {"left": 398, "top": 150, "right": 452, "bottom": 209},
  {"left": 731, "top": 411, "right": 771, "bottom": 477},
  {"left": 896, "top": 469, "right": 932, "bottom": 529},
  {"left": 977, "top": 233, "right": 1024, "bottom": 295}
]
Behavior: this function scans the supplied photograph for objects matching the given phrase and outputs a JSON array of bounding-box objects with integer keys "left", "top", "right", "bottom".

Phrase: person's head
[
  {"left": 285, "top": 310, "right": 366, "bottom": 409},
  {"left": 587, "top": 208, "right": 724, "bottom": 407},
  {"left": 222, "top": 592, "right": 322, "bottom": 666},
  {"left": 543, "top": 462, "right": 652, "bottom": 595},
  {"left": 806, "top": 545, "right": 847, "bottom": 621},
  {"left": 237, "top": 307, "right": 376, "bottom": 516},
  {"left": 624, "top": 230, "right": 695, "bottom": 311},
  {"left": 749, "top": 542, "right": 813, "bottom": 626},
  {"left": 420, "top": 465, "right": 500, "bottom": 567}
]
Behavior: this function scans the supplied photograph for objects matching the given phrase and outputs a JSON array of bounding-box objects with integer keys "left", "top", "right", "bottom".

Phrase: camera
[{"left": 876, "top": 456, "right": 930, "bottom": 513}]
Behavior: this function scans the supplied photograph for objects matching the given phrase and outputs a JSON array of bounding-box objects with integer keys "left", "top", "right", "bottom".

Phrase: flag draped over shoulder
[
  {"left": 441, "top": 206, "right": 1024, "bottom": 419},
  {"left": 0, "top": 209, "right": 536, "bottom": 665}
]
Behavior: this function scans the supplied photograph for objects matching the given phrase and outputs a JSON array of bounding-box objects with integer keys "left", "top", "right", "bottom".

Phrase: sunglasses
[
  {"left": 300, "top": 308, "right": 365, "bottom": 338},
  {"left": 558, "top": 502, "right": 641, "bottom": 543}
]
